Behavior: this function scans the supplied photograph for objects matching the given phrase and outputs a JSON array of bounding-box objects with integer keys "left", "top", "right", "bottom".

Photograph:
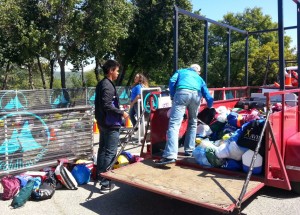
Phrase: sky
[{"left": 190, "top": 0, "right": 298, "bottom": 48}]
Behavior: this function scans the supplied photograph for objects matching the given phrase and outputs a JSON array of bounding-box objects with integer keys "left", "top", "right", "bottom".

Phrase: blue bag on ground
[{"left": 71, "top": 164, "right": 91, "bottom": 185}]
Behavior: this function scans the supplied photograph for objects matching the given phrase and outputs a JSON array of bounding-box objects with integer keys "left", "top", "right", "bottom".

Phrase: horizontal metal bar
[
  {"left": 177, "top": 7, "right": 247, "bottom": 34},
  {"left": 249, "top": 26, "right": 297, "bottom": 34}
]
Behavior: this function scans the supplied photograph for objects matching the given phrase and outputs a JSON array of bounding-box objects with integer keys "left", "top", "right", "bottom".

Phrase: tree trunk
[
  {"left": 28, "top": 64, "right": 35, "bottom": 89},
  {"left": 50, "top": 59, "right": 55, "bottom": 89},
  {"left": 2, "top": 62, "right": 10, "bottom": 90},
  {"left": 81, "top": 63, "right": 85, "bottom": 87},
  {"left": 37, "top": 56, "right": 47, "bottom": 89},
  {"left": 58, "top": 58, "right": 66, "bottom": 89},
  {"left": 116, "top": 64, "right": 127, "bottom": 86},
  {"left": 95, "top": 58, "right": 100, "bottom": 81},
  {"left": 126, "top": 66, "right": 137, "bottom": 87}
]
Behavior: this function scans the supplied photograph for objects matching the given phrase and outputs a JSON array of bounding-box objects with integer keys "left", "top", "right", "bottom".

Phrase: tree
[
  {"left": 85, "top": 71, "right": 98, "bottom": 87},
  {"left": 117, "top": 0, "right": 205, "bottom": 86},
  {"left": 207, "top": 7, "right": 296, "bottom": 87},
  {"left": 0, "top": 0, "right": 25, "bottom": 89},
  {"left": 84, "top": 0, "right": 133, "bottom": 82},
  {"left": 39, "top": 0, "right": 89, "bottom": 89}
]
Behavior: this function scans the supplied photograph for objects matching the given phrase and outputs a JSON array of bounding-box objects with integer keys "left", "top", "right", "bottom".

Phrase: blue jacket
[
  {"left": 130, "top": 84, "right": 142, "bottom": 102},
  {"left": 169, "top": 67, "right": 214, "bottom": 108}
]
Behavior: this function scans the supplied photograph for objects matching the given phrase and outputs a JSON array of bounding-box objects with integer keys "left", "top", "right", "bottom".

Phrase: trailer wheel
[{"left": 291, "top": 182, "right": 300, "bottom": 195}]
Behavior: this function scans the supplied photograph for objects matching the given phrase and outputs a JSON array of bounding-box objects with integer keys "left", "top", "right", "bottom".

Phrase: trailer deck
[{"left": 102, "top": 159, "right": 264, "bottom": 213}]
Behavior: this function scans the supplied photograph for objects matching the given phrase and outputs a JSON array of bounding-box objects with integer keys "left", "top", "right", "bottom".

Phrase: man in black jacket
[{"left": 94, "top": 59, "right": 129, "bottom": 193}]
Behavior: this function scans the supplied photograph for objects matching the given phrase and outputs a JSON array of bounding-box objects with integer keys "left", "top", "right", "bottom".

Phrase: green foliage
[
  {"left": 85, "top": 71, "right": 98, "bottom": 87},
  {"left": 52, "top": 79, "right": 61, "bottom": 89},
  {"left": 207, "top": 7, "right": 296, "bottom": 87},
  {"left": 85, "top": 0, "right": 133, "bottom": 61},
  {"left": 118, "top": 0, "right": 202, "bottom": 85},
  {"left": 0, "top": 2, "right": 297, "bottom": 89}
]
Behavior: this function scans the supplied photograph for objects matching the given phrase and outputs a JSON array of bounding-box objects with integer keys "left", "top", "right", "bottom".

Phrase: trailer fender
[{"left": 285, "top": 132, "right": 300, "bottom": 182}]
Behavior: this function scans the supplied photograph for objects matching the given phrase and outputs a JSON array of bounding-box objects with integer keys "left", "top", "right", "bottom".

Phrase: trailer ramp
[{"left": 102, "top": 159, "right": 264, "bottom": 213}]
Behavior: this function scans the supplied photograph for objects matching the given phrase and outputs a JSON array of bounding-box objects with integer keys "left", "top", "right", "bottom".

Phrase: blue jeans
[
  {"left": 97, "top": 126, "right": 120, "bottom": 186},
  {"left": 129, "top": 103, "right": 140, "bottom": 127},
  {"left": 163, "top": 89, "right": 201, "bottom": 159}
]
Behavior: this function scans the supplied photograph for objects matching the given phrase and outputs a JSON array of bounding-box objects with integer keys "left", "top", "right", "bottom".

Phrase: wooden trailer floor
[{"left": 102, "top": 159, "right": 264, "bottom": 213}]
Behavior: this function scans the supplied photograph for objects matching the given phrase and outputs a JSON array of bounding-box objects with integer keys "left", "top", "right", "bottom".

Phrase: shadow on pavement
[{"left": 80, "top": 182, "right": 225, "bottom": 215}]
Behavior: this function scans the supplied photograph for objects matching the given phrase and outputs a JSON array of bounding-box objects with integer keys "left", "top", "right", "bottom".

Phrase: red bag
[{"left": 1, "top": 176, "right": 20, "bottom": 200}]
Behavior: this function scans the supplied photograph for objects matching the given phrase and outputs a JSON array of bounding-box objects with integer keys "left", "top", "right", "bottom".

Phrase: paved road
[
  {"left": 1, "top": 138, "right": 300, "bottom": 215},
  {"left": 1, "top": 179, "right": 299, "bottom": 215}
]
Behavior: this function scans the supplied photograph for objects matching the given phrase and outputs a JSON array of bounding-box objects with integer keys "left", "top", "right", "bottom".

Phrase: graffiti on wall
[
  {"left": 0, "top": 112, "right": 50, "bottom": 171},
  {"left": 0, "top": 91, "right": 28, "bottom": 111},
  {"left": 50, "top": 89, "right": 70, "bottom": 108}
]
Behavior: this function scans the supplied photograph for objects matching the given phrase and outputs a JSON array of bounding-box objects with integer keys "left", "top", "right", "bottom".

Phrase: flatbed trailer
[
  {"left": 103, "top": 159, "right": 263, "bottom": 213},
  {"left": 102, "top": 87, "right": 300, "bottom": 214}
]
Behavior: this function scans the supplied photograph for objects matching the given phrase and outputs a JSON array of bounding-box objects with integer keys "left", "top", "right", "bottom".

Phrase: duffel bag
[{"left": 55, "top": 162, "right": 78, "bottom": 190}]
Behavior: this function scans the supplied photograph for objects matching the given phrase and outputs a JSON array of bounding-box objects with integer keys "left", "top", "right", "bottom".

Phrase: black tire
[{"left": 291, "top": 181, "right": 300, "bottom": 195}]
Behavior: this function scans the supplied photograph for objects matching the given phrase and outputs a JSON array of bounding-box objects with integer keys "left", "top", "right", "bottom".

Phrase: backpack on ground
[
  {"left": 71, "top": 164, "right": 91, "bottom": 185},
  {"left": 44, "top": 170, "right": 61, "bottom": 189},
  {"left": 31, "top": 182, "right": 55, "bottom": 201},
  {"left": 1, "top": 176, "right": 20, "bottom": 200},
  {"left": 55, "top": 162, "right": 78, "bottom": 190},
  {"left": 15, "top": 175, "right": 33, "bottom": 188}
]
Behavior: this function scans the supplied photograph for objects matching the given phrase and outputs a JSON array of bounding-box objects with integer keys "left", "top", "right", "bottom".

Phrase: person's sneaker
[
  {"left": 184, "top": 151, "right": 193, "bottom": 157},
  {"left": 155, "top": 158, "right": 176, "bottom": 165},
  {"left": 100, "top": 183, "right": 116, "bottom": 194}
]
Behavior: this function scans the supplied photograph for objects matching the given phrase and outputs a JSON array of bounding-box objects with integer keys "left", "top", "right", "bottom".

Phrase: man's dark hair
[{"left": 102, "top": 60, "right": 120, "bottom": 75}]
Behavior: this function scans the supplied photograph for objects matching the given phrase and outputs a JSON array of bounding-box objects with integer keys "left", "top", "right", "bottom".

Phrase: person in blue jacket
[
  {"left": 129, "top": 73, "right": 149, "bottom": 127},
  {"left": 156, "top": 64, "right": 214, "bottom": 165}
]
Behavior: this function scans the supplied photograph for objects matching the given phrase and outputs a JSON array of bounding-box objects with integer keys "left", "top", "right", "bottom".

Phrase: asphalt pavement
[{"left": 1, "top": 134, "right": 300, "bottom": 215}]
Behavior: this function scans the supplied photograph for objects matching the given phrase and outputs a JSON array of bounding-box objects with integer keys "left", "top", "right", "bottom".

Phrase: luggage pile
[
  {"left": 0, "top": 150, "right": 143, "bottom": 208},
  {"left": 193, "top": 101, "right": 283, "bottom": 175},
  {"left": 0, "top": 158, "right": 92, "bottom": 208}
]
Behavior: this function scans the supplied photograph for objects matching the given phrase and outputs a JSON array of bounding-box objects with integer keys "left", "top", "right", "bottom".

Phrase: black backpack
[
  {"left": 237, "top": 119, "right": 266, "bottom": 156},
  {"left": 31, "top": 183, "right": 55, "bottom": 201},
  {"left": 44, "top": 170, "right": 58, "bottom": 189},
  {"left": 197, "top": 107, "right": 216, "bottom": 125}
]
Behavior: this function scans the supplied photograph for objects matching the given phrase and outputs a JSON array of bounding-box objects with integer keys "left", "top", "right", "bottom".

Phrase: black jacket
[{"left": 94, "top": 78, "right": 124, "bottom": 129}]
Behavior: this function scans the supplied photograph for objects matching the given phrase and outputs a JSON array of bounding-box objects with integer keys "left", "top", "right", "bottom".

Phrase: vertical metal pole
[
  {"left": 85, "top": 87, "right": 88, "bottom": 106},
  {"left": 278, "top": 0, "right": 285, "bottom": 156},
  {"left": 15, "top": 90, "right": 18, "bottom": 112},
  {"left": 278, "top": 0, "right": 285, "bottom": 90},
  {"left": 297, "top": 2, "right": 300, "bottom": 132},
  {"left": 297, "top": 2, "right": 300, "bottom": 88},
  {"left": 173, "top": 5, "right": 179, "bottom": 72},
  {"left": 4, "top": 116, "right": 8, "bottom": 169},
  {"left": 245, "top": 35, "right": 249, "bottom": 86},
  {"left": 204, "top": 20, "right": 209, "bottom": 83},
  {"left": 227, "top": 29, "right": 231, "bottom": 87}
]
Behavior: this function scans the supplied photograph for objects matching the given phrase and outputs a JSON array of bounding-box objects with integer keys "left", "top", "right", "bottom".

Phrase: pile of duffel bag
[
  {"left": 193, "top": 100, "right": 284, "bottom": 175},
  {"left": 0, "top": 158, "right": 92, "bottom": 208}
]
